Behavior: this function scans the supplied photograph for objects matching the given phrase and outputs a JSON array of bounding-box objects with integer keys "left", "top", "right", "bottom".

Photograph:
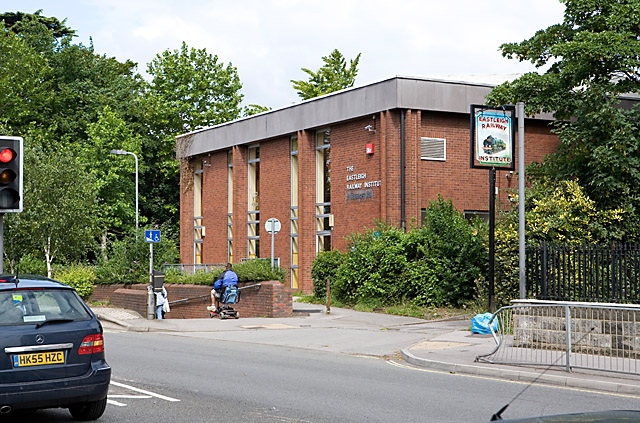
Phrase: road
[{"left": 5, "top": 330, "right": 640, "bottom": 422}]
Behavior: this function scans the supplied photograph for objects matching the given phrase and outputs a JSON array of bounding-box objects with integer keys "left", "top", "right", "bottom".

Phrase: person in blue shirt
[
  {"left": 207, "top": 263, "right": 238, "bottom": 314},
  {"left": 148, "top": 285, "right": 168, "bottom": 319}
]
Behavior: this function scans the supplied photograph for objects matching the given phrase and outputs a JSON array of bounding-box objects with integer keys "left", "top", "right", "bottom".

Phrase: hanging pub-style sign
[{"left": 469, "top": 104, "right": 515, "bottom": 171}]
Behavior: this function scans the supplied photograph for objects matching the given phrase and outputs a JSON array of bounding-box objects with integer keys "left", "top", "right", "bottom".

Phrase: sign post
[
  {"left": 145, "top": 230, "right": 161, "bottom": 319},
  {"left": 517, "top": 103, "right": 526, "bottom": 299},
  {"left": 264, "top": 218, "right": 281, "bottom": 269},
  {"left": 470, "top": 104, "right": 516, "bottom": 312}
]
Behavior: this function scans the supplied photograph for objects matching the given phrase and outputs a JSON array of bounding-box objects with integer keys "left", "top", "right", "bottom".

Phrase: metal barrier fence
[
  {"left": 526, "top": 243, "right": 640, "bottom": 303},
  {"left": 164, "top": 263, "right": 225, "bottom": 274},
  {"left": 475, "top": 303, "right": 640, "bottom": 375}
]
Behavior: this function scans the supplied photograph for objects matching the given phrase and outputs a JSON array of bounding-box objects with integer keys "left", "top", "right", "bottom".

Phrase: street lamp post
[{"left": 110, "top": 149, "right": 138, "bottom": 242}]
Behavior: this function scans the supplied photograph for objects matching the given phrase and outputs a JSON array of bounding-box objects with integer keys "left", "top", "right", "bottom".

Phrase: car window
[{"left": 0, "top": 289, "right": 91, "bottom": 325}]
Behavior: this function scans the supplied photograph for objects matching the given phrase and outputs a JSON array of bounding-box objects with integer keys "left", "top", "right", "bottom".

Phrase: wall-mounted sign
[
  {"left": 469, "top": 104, "right": 515, "bottom": 171},
  {"left": 347, "top": 166, "right": 382, "bottom": 194},
  {"left": 346, "top": 189, "right": 374, "bottom": 202},
  {"left": 344, "top": 165, "right": 381, "bottom": 201},
  {"left": 366, "top": 143, "right": 374, "bottom": 154}
]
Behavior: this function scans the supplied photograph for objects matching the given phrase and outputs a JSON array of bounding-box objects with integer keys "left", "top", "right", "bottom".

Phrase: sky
[{"left": 3, "top": 0, "right": 567, "bottom": 109}]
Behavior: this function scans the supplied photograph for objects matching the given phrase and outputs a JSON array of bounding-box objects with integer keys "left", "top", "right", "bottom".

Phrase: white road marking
[
  {"left": 386, "top": 360, "right": 640, "bottom": 399},
  {"left": 108, "top": 394, "right": 152, "bottom": 399},
  {"left": 107, "top": 399, "right": 127, "bottom": 407},
  {"left": 110, "top": 381, "right": 180, "bottom": 402}
]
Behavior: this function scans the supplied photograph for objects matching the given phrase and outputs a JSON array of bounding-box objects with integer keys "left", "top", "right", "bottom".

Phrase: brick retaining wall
[{"left": 90, "top": 281, "right": 292, "bottom": 319}]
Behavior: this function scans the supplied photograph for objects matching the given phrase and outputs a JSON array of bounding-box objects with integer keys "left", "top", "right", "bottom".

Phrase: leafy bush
[
  {"left": 94, "top": 236, "right": 147, "bottom": 284},
  {"left": 311, "top": 250, "right": 344, "bottom": 298},
  {"left": 493, "top": 178, "right": 624, "bottom": 308},
  {"left": 164, "top": 268, "right": 222, "bottom": 285},
  {"left": 54, "top": 264, "right": 97, "bottom": 299},
  {"left": 320, "top": 197, "right": 488, "bottom": 308},
  {"left": 334, "top": 223, "right": 408, "bottom": 305},
  {"left": 419, "top": 196, "right": 488, "bottom": 306},
  {"left": 16, "top": 253, "right": 47, "bottom": 276},
  {"left": 233, "top": 259, "right": 286, "bottom": 284},
  {"left": 162, "top": 259, "right": 285, "bottom": 286},
  {"left": 95, "top": 223, "right": 180, "bottom": 284}
]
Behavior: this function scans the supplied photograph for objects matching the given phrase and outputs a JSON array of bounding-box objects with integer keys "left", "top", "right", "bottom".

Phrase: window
[
  {"left": 290, "top": 135, "right": 299, "bottom": 289},
  {"left": 464, "top": 210, "right": 490, "bottom": 224},
  {"left": 0, "top": 290, "right": 91, "bottom": 326},
  {"left": 194, "top": 159, "right": 204, "bottom": 264},
  {"left": 227, "top": 150, "right": 233, "bottom": 263},
  {"left": 248, "top": 145, "right": 260, "bottom": 258},
  {"left": 421, "top": 137, "right": 446, "bottom": 161},
  {"left": 316, "top": 129, "right": 331, "bottom": 253}
]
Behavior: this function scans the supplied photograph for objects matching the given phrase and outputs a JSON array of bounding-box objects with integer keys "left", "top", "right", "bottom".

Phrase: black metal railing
[{"left": 526, "top": 243, "right": 640, "bottom": 303}]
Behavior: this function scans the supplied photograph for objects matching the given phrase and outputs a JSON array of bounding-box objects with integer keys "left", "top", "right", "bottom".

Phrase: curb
[
  {"left": 400, "top": 349, "right": 640, "bottom": 395},
  {"left": 94, "top": 311, "right": 132, "bottom": 329}
]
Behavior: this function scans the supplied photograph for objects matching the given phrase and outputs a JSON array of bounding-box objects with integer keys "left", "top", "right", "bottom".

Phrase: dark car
[
  {"left": 497, "top": 410, "right": 640, "bottom": 422},
  {"left": 0, "top": 275, "right": 111, "bottom": 420}
]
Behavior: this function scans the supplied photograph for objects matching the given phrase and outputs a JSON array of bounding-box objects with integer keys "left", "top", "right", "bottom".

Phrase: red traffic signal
[
  {"left": 0, "top": 148, "right": 15, "bottom": 163},
  {"left": 0, "top": 137, "right": 22, "bottom": 212}
]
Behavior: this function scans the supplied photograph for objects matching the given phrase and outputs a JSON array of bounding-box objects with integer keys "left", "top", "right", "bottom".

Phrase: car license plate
[{"left": 13, "top": 351, "right": 64, "bottom": 367}]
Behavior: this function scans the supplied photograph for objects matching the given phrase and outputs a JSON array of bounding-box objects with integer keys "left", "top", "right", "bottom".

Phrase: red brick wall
[
  {"left": 202, "top": 150, "right": 229, "bottom": 264},
  {"left": 298, "top": 130, "right": 316, "bottom": 294},
  {"left": 258, "top": 137, "right": 292, "bottom": 274},
  {"left": 331, "top": 117, "right": 383, "bottom": 251},
  {"left": 179, "top": 159, "right": 195, "bottom": 264},
  {"left": 232, "top": 145, "right": 248, "bottom": 264},
  {"left": 382, "top": 111, "right": 403, "bottom": 226},
  {"left": 91, "top": 282, "right": 292, "bottom": 319}
]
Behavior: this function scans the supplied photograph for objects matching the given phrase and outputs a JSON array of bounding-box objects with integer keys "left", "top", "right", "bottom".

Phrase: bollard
[
  {"left": 326, "top": 278, "right": 331, "bottom": 315},
  {"left": 147, "top": 287, "right": 155, "bottom": 320}
]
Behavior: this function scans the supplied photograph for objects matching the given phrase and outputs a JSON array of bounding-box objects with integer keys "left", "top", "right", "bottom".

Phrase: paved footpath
[{"left": 92, "top": 302, "right": 640, "bottom": 396}]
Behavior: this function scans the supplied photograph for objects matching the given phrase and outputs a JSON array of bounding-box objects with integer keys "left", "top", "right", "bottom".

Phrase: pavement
[{"left": 92, "top": 301, "right": 640, "bottom": 396}]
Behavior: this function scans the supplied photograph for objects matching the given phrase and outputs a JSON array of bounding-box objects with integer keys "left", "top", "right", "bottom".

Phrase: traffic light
[{"left": 0, "top": 137, "right": 23, "bottom": 213}]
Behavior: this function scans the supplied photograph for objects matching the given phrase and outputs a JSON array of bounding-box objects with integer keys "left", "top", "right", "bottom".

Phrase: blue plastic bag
[{"left": 471, "top": 312, "right": 498, "bottom": 334}]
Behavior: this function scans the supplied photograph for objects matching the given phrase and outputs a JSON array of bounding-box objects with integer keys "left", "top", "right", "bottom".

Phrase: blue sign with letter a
[{"left": 145, "top": 230, "right": 161, "bottom": 243}]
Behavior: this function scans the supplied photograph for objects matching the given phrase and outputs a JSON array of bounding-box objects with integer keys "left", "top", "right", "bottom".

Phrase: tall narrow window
[
  {"left": 194, "top": 159, "right": 204, "bottom": 265},
  {"left": 290, "top": 135, "right": 299, "bottom": 289},
  {"left": 315, "top": 129, "right": 331, "bottom": 253},
  {"left": 227, "top": 150, "right": 233, "bottom": 263},
  {"left": 248, "top": 145, "right": 260, "bottom": 258}
]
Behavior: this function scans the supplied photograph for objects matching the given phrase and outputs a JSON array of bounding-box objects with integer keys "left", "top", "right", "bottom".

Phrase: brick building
[{"left": 176, "top": 76, "right": 558, "bottom": 293}]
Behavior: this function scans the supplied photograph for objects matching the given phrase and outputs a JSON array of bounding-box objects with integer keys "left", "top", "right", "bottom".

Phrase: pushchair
[{"left": 210, "top": 285, "right": 240, "bottom": 319}]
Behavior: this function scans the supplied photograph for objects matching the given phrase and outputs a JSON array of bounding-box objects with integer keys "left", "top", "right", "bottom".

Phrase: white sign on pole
[
  {"left": 265, "top": 218, "right": 281, "bottom": 269},
  {"left": 265, "top": 218, "right": 281, "bottom": 234}
]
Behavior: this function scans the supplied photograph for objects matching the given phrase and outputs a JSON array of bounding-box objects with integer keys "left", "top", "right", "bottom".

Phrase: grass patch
[{"left": 87, "top": 300, "right": 111, "bottom": 307}]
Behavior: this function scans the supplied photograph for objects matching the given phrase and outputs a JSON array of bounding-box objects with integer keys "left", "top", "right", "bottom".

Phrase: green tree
[
  {"left": 1, "top": 12, "right": 142, "bottom": 146},
  {"left": 5, "top": 132, "right": 100, "bottom": 277},
  {"left": 487, "top": 0, "right": 640, "bottom": 240},
  {"left": 141, "top": 42, "right": 245, "bottom": 226},
  {"left": 1, "top": 10, "right": 75, "bottom": 39},
  {"left": 243, "top": 104, "right": 271, "bottom": 117},
  {"left": 47, "top": 43, "right": 143, "bottom": 147},
  {"left": 144, "top": 41, "right": 244, "bottom": 135},
  {"left": 0, "top": 22, "right": 51, "bottom": 133},
  {"left": 291, "top": 49, "right": 361, "bottom": 100},
  {"left": 82, "top": 106, "right": 143, "bottom": 244},
  {"left": 487, "top": 0, "right": 640, "bottom": 119}
]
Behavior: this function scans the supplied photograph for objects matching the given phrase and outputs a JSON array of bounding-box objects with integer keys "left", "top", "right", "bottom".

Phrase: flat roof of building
[{"left": 176, "top": 75, "right": 553, "bottom": 159}]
